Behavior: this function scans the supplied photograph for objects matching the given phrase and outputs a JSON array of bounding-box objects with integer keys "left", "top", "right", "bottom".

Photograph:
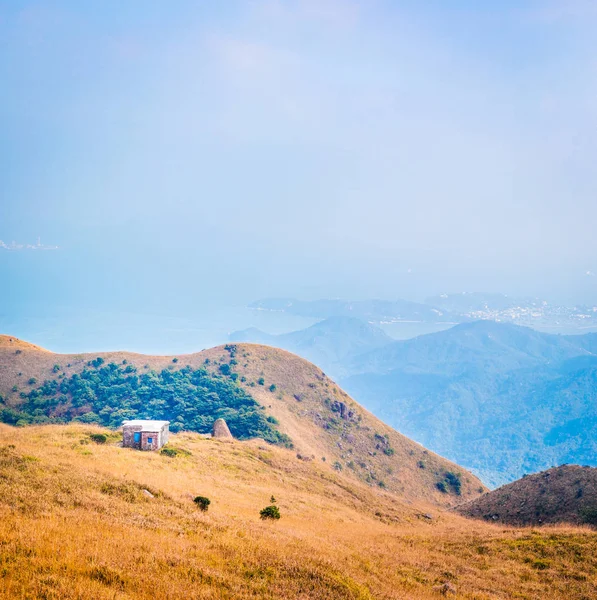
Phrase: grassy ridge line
[
  {"left": 1, "top": 424, "right": 597, "bottom": 600},
  {"left": 0, "top": 336, "right": 487, "bottom": 504}
]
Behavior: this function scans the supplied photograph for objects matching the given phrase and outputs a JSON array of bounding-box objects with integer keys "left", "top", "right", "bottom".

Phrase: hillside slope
[
  {"left": 457, "top": 465, "right": 597, "bottom": 527},
  {"left": 0, "top": 335, "right": 485, "bottom": 505},
  {"left": 2, "top": 424, "right": 597, "bottom": 600}
]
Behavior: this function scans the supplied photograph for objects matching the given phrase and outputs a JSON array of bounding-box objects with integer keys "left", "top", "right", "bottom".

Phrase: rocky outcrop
[{"left": 212, "top": 418, "right": 233, "bottom": 440}]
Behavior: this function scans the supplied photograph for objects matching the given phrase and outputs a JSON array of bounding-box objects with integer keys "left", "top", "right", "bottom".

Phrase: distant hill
[
  {"left": 0, "top": 335, "right": 485, "bottom": 505},
  {"left": 345, "top": 320, "right": 596, "bottom": 376},
  {"left": 457, "top": 465, "right": 597, "bottom": 527},
  {"left": 341, "top": 321, "right": 597, "bottom": 487},
  {"left": 230, "top": 317, "right": 393, "bottom": 377}
]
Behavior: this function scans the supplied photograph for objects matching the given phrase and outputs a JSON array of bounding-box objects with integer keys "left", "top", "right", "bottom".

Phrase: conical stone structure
[{"left": 212, "top": 418, "right": 233, "bottom": 440}]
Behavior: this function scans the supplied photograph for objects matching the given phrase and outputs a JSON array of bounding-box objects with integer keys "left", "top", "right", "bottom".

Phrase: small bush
[
  {"left": 269, "top": 384, "right": 277, "bottom": 392},
  {"left": 52, "top": 364, "right": 60, "bottom": 373},
  {"left": 333, "top": 461, "right": 343, "bottom": 471},
  {"left": 445, "top": 471, "right": 462, "bottom": 495},
  {"left": 383, "top": 447, "right": 395, "bottom": 456},
  {"left": 260, "top": 504, "right": 280, "bottom": 520},
  {"left": 258, "top": 377, "right": 265, "bottom": 386},
  {"left": 28, "top": 378, "right": 37, "bottom": 385},
  {"left": 580, "top": 506, "right": 597, "bottom": 526},
  {"left": 160, "top": 446, "right": 191, "bottom": 458},
  {"left": 436, "top": 481, "right": 448, "bottom": 493},
  {"left": 89, "top": 433, "right": 107, "bottom": 444},
  {"left": 172, "top": 357, "right": 178, "bottom": 363},
  {"left": 194, "top": 496, "right": 211, "bottom": 512}
]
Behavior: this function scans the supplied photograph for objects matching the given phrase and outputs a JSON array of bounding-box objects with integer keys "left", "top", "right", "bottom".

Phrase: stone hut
[
  {"left": 122, "top": 420, "right": 169, "bottom": 451},
  {"left": 212, "top": 418, "right": 233, "bottom": 440}
]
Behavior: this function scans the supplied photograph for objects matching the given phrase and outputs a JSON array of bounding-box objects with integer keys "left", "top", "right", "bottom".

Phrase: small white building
[{"left": 122, "top": 420, "right": 170, "bottom": 451}]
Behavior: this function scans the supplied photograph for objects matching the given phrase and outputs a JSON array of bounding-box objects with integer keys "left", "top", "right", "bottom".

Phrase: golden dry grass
[
  {"left": 0, "top": 337, "right": 486, "bottom": 504},
  {"left": 1, "top": 424, "right": 596, "bottom": 600}
]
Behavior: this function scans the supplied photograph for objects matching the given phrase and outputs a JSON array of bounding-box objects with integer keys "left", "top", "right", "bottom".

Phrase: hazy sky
[{"left": 2, "top": 0, "right": 597, "bottom": 313}]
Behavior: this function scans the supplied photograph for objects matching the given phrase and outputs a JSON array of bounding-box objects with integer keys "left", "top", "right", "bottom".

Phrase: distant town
[
  {"left": 251, "top": 294, "right": 597, "bottom": 333},
  {"left": 0, "top": 237, "right": 58, "bottom": 251}
]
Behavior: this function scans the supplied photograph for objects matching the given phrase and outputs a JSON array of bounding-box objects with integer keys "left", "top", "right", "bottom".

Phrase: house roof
[{"left": 122, "top": 420, "right": 169, "bottom": 431}]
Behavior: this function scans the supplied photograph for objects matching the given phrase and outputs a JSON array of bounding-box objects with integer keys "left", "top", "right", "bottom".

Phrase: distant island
[
  {"left": 250, "top": 293, "right": 597, "bottom": 333},
  {"left": 0, "top": 237, "right": 58, "bottom": 251}
]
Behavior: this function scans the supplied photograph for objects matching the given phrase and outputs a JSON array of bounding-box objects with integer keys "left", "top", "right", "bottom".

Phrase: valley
[{"left": 231, "top": 319, "right": 597, "bottom": 487}]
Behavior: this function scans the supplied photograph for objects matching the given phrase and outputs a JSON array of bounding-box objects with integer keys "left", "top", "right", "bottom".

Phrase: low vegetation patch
[
  {"left": 260, "top": 504, "right": 281, "bottom": 520},
  {"left": 193, "top": 496, "right": 211, "bottom": 512},
  {"left": 160, "top": 446, "right": 192, "bottom": 458},
  {"left": 0, "top": 362, "right": 292, "bottom": 447}
]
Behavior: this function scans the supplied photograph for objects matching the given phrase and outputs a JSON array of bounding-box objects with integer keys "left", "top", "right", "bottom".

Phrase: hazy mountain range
[
  {"left": 251, "top": 293, "right": 597, "bottom": 334},
  {"left": 232, "top": 317, "right": 597, "bottom": 487}
]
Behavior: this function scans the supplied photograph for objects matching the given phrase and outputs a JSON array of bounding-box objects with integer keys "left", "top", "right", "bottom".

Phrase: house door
[{"left": 134, "top": 432, "right": 141, "bottom": 446}]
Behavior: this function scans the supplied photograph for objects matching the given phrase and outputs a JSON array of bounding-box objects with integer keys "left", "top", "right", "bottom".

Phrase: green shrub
[
  {"left": 436, "top": 481, "right": 448, "bottom": 493},
  {"left": 160, "top": 446, "right": 191, "bottom": 458},
  {"left": 28, "top": 378, "right": 37, "bottom": 385},
  {"left": 269, "top": 384, "right": 277, "bottom": 392},
  {"left": 260, "top": 504, "right": 280, "bottom": 520},
  {"left": 172, "top": 357, "right": 178, "bottom": 363},
  {"left": 383, "top": 447, "right": 395, "bottom": 456},
  {"left": 580, "top": 506, "right": 597, "bottom": 526},
  {"left": 193, "top": 496, "right": 211, "bottom": 512},
  {"left": 89, "top": 433, "right": 107, "bottom": 444},
  {"left": 258, "top": 377, "right": 265, "bottom": 386},
  {"left": 333, "top": 461, "right": 343, "bottom": 471},
  {"left": 445, "top": 471, "right": 462, "bottom": 495}
]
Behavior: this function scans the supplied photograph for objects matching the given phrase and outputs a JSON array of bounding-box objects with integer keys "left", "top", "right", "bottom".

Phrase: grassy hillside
[
  {"left": 457, "top": 465, "right": 597, "bottom": 527},
  {"left": 1, "top": 423, "right": 597, "bottom": 600},
  {"left": 0, "top": 335, "right": 485, "bottom": 505}
]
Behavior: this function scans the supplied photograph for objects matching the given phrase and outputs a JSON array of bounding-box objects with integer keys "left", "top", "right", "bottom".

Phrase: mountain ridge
[
  {"left": 0, "top": 335, "right": 485, "bottom": 505},
  {"left": 224, "top": 320, "right": 597, "bottom": 487}
]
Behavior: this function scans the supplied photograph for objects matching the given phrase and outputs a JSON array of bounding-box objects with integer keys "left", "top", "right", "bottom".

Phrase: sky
[{"left": 2, "top": 0, "right": 597, "bottom": 333}]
